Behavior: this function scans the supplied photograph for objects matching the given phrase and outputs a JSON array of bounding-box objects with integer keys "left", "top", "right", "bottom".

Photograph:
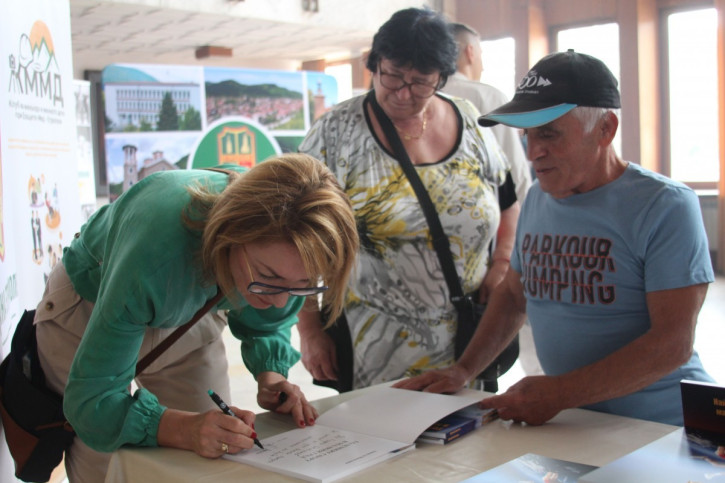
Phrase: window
[
  {"left": 324, "top": 63, "right": 353, "bottom": 102},
  {"left": 479, "top": 37, "right": 516, "bottom": 100},
  {"left": 556, "top": 23, "right": 621, "bottom": 155},
  {"left": 666, "top": 8, "right": 719, "bottom": 185}
]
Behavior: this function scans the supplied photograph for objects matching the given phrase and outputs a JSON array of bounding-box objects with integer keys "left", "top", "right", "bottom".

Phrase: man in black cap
[{"left": 396, "top": 50, "right": 715, "bottom": 426}]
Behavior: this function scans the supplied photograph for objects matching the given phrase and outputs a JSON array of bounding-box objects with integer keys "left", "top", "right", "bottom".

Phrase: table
[{"left": 105, "top": 387, "right": 677, "bottom": 482}]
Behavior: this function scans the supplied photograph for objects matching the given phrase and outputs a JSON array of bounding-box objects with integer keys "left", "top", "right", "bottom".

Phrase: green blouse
[{"left": 62, "top": 166, "right": 303, "bottom": 451}]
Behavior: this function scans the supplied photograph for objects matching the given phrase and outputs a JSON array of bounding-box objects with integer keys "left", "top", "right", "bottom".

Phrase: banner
[
  {"left": 0, "top": 0, "right": 81, "bottom": 353},
  {"left": 102, "top": 64, "right": 338, "bottom": 198},
  {"left": 0, "top": 0, "right": 80, "bottom": 478}
]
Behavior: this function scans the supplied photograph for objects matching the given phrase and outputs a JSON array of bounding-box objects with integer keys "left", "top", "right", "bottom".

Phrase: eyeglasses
[
  {"left": 378, "top": 66, "right": 440, "bottom": 98},
  {"left": 243, "top": 249, "right": 328, "bottom": 297}
]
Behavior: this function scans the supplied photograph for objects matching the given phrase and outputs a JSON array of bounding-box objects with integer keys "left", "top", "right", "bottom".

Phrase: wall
[{"left": 452, "top": 0, "right": 724, "bottom": 273}]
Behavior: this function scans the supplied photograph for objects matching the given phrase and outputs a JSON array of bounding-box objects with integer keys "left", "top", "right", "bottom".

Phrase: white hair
[{"left": 570, "top": 106, "right": 620, "bottom": 133}]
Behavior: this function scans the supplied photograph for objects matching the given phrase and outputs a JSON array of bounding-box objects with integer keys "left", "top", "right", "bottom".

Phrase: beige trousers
[{"left": 35, "top": 262, "right": 231, "bottom": 483}]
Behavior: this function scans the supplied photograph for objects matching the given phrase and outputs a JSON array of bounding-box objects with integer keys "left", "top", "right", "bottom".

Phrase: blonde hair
[{"left": 185, "top": 153, "right": 358, "bottom": 323}]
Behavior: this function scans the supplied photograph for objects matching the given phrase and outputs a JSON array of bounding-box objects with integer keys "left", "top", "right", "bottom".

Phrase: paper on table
[
  {"left": 226, "top": 425, "right": 414, "bottom": 483},
  {"left": 224, "top": 385, "right": 486, "bottom": 482},
  {"left": 316, "top": 385, "right": 485, "bottom": 444}
]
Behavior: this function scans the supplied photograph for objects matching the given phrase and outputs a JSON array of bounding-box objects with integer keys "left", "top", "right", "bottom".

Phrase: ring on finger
[{"left": 221, "top": 442, "right": 229, "bottom": 453}]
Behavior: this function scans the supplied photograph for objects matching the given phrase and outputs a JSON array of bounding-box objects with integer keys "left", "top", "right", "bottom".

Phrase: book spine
[{"left": 421, "top": 419, "right": 477, "bottom": 440}]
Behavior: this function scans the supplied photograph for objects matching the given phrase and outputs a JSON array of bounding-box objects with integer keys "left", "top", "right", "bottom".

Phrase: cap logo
[{"left": 518, "top": 69, "right": 551, "bottom": 90}]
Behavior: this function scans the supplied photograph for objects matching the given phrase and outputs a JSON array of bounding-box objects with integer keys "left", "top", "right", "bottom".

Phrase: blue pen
[{"left": 208, "top": 389, "right": 264, "bottom": 449}]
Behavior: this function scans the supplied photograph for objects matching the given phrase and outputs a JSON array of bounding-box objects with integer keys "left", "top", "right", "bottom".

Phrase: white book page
[
  {"left": 225, "top": 425, "right": 414, "bottom": 483},
  {"left": 224, "top": 386, "right": 484, "bottom": 482},
  {"left": 317, "top": 386, "right": 485, "bottom": 444}
]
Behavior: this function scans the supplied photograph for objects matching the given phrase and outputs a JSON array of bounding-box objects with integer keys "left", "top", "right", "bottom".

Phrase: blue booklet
[
  {"left": 415, "top": 404, "right": 498, "bottom": 444},
  {"left": 417, "top": 414, "right": 477, "bottom": 444}
]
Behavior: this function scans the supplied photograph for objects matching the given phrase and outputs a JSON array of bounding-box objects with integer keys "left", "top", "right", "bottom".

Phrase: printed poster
[
  {"left": 102, "top": 64, "right": 338, "bottom": 199},
  {"left": 0, "top": 0, "right": 82, "bottom": 353}
]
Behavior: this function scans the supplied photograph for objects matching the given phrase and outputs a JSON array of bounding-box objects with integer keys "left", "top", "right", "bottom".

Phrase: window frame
[{"left": 659, "top": 4, "right": 719, "bottom": 189}]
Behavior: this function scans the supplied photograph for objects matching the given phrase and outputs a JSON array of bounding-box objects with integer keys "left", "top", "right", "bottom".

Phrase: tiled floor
[{"left": 226, "top": 275, "right": 725, "bottom": 412}]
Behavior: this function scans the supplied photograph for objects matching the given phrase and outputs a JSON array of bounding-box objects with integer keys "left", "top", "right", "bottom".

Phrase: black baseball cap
[{"left": 478, "top": 50, "right": 621, "bottom": 128}]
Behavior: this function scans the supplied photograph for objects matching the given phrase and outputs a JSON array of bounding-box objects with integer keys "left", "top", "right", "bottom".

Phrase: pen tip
[{"left": 207, "top": 389, "right": 213, "bottom": 395}]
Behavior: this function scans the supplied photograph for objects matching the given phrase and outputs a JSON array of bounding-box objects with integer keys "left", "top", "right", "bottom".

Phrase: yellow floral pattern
[{"left": 300, "top": 93, "right": 508, "bottom": 388}]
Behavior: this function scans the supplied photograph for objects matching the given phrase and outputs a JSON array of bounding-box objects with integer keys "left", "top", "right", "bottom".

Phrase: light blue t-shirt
[{"left": 511, "top": 162, "right": 715, "bottom": 425}]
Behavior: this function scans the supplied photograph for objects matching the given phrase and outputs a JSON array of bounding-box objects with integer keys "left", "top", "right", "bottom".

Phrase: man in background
[
  {"left": 443, "top": 22, "right": 541, "bottom": 377},
  {"left": 443, "top": 22, "right": 532, "bottom": 203}
]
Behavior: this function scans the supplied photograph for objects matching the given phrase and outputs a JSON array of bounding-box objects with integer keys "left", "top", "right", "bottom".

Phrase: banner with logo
[
  {"left": 0, "top": 0, "right": 81, "bottom": 353},
  {"left": 0, "top": 0, "right": 80, "bottom": 477},
  {"left": 102, "top": 64, "right": 338, "bottom": 199}
]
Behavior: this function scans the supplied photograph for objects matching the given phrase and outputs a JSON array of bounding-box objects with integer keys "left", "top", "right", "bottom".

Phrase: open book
[{"left": 224, "top": 384, "right": 485, "bottom": 482}]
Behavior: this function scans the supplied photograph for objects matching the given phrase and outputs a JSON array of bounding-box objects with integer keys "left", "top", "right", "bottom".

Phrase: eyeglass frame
[
  {"left": 242, "top": 247, "right": 328, "bottom": 297},
  {"left": 377, "top": 63, "right": 441, "bottom": 98}
]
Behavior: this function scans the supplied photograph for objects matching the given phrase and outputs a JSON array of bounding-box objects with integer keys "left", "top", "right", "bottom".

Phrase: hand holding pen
[{"left": 208, "top": 389, "right": 264, "bottom": 450}]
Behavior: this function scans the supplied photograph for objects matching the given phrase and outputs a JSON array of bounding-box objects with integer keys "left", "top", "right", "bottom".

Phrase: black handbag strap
[
  {"left": 135, "top": 289, "right": 224, "bottom": 375},
  {"left": 366, "top": 91, "right": 468, "bottom": 308}
]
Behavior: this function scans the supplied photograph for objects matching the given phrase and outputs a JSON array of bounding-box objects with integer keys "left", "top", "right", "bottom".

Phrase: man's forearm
[{"left": 552, "top": 285, "right": 704, "bottom": 410}]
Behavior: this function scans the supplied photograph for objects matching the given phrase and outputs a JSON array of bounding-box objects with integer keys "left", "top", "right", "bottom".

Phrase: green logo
[{"left": 189, "top": 117, "right": 281, "bottom": 169}]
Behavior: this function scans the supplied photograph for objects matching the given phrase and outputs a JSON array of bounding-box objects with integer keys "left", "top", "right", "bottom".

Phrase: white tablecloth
[{"left": 105, "top": 387, "right": 677, "bottom": 482}]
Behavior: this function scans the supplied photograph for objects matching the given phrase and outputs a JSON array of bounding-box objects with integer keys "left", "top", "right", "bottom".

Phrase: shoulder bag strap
[
  {"left": 134, "top": 290, "right": 224, "bottom": 376},
  {"left": 366, "top": 91, "right": 467, "bottom": 308}
]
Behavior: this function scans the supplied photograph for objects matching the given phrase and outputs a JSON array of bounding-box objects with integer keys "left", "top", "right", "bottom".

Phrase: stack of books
[{"left": 416, "top": 404, "right": 498, "bottom": 445}]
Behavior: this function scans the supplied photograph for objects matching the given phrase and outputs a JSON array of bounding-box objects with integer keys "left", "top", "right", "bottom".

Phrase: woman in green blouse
[{"left": 34, "top": 153, "right": 358, "bottom": 483}]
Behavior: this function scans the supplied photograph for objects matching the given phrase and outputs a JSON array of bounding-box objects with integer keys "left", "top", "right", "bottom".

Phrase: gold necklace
[{"left": 393, "top": 108, "right": 428, "bottom": 141}]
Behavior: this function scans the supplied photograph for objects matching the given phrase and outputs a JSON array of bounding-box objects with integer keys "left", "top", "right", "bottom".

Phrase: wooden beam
[{"left": 195, "top": 46, "right": 232, "bottom": 59}]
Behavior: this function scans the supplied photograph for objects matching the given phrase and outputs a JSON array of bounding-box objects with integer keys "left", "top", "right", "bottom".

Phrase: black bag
[
  {"left": 312, "top": 311, "right": 354, "bottom": 393},
  {"left": 0, "top": 309, "right": 74, "bottom": 482},
  {"left": 314, "top": 306, "right": 518, "bottom": 394},
  {"left": 0, "top": 292, "right": 223, "bottom": 482},
  {"left": 454, "top": 298, "right": 519, "bottom": 392}
]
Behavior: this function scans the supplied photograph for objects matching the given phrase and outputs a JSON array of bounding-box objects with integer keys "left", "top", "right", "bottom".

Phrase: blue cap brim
[{"left": 479, "top": 103, "right": 577, "bottom": 128}]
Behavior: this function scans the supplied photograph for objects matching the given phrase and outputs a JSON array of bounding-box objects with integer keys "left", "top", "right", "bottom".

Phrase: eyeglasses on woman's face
[
  {"left": 377, "top": 63, "right": 440, "bottom": 99},
  {"left": 243, "top": 248, "right": 328, "bottom": 297}
]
